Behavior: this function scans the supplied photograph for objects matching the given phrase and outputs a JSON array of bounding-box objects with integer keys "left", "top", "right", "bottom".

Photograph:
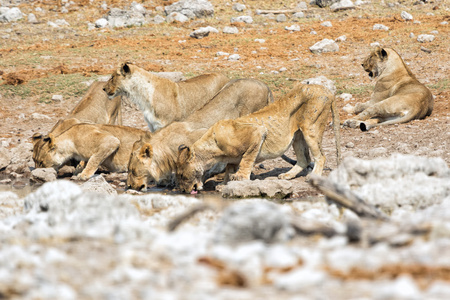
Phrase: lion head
[
  {"left": 176, "top": 145, "right": 204, "bottom": 194},
  {"left": 361, "top": 46, "right": 388, "bottom": 79},
  {"left": 31, "top": 133, "right": 64, "bottom": 169},
  {"left": 126, "top": 140, "right": 153, "bottom": 191},
  {"left": 103, "top": 62, "right": 134, "bottom": 99}
]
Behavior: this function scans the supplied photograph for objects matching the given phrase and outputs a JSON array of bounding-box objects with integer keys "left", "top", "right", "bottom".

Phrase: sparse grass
[
  {"left": 429, "top": 78, "right": 450, "bottom": 91},
  {"left": 1, "top": 73, "right": 94, "bottom": 102}
]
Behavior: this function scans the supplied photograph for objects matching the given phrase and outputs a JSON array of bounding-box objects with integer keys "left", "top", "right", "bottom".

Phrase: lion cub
[
  {"left": 176, "top": 84, "right": 341, "bottom": 194},
  {"left": 343, "top": 46, "right": 433, "bottom": 131},
  {"left": 35, "top": 124, "right": 149, "bottom": 180}
]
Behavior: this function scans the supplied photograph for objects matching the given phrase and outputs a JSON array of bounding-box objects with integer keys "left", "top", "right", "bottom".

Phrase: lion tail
[{"left": 331, "top": 95, "right": 342, "bottom": 165}]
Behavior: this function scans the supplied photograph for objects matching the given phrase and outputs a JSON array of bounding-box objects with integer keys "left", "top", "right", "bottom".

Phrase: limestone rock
[
  {"left": 81, "top": 174, "right": 117, "bottom": 195},
  {"left": 31, "top": 168, "right": 57, "bottom": 183},
  {"left": 165, "top": 0, "right": 214, "bottom": 19},
  {"left": 221, "top": 179, "right": 293, "bottom": 199},
  {"left": 309, "top": 38, "right": 339, "bottom": 54}
]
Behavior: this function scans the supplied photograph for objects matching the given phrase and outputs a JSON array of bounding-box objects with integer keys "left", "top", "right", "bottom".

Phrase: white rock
[
  {"left": 254, "top": 38, "right": 265, "bottom": 43},
  {"left": 321, "top": 21, "right": 332, "bottom": 27},
  {"left": 47, "top": 21, "right": 58, "bottom": 28},
  {"left": 417, "top": 34, "right": 435, "bottom": 43},
  {"left": 131, "top": 2, "right": 146, "bottom": 13},
  {"left": 153, "top": 15, "right": 165, "bottom": 24},
  {"left": 190, "top": 26, "right": 218, "bottom": 39},
  {"left": 228, "top": 54, "right": 240, "bottom": 61},
  {"left": 441, "top": 21, "right": 448, "bottom": 25},
  {"left": 54, "top": 19, "right": 70, "bottom": 26},
  {"left": 409, "top": 32, "right": 415, "bottom": 38},
  {"left": 31, "top": 168, "right": 57, "bottom": 183},
  {"left": 264, "top": 245, "right": 299, "bottom": 269},
  {"left": 309, "top": 38, "right": 339, "bottom": 54},
  {"left": 164, "top": 0, "right": 214, "bottom": 19},
  {"left": 95, "top": 18, "right": 108, "bottom": 28},
  {"left": 28, "top": 13, "right": 38, "bottom": 24},
  {"left": 274, "top": 268, "right": 327, "bottom": 292},
  {"left": 330, "top": 0, "right": 355, "bottom": 11},
  {"left": 223, "top": 26, "right": 238, "bottom": 34},
  {"left": 232, "top": 3, "right": 246, "bottom": 12},
  {"left": 276, "top": 14, "right": 287, "bottom": 22},
  {"left": 216, "top": 51, "right": 229, "bottom": 56},
  {"left": 0, "top": 7, "right": 23, "bottom": 23},
  {"left": 0, "top": 147, "right": 11, "bottom": 170},
  {"left": 375, "top": 275, "right": 422, "bottom": 300},
  {"left": 81, "top": 174, "right": 117, "bottom": 195},
  {"left": 285, "top": 24, "right": 301, "bottom": 31},
  {"left": 302, "top": 75, "right": 336, "bottom": 94},
  {"left": 401, "top": 11, "right": 413, "bottom": 21},
  {"left": 166, "top": 12, "right": 189, "bottom": 23},
  {"left": 370, "top": 42, "right": 381, "bottom": 47},
  {"left": 51, "top": 95, "right": 63, "bottom": 102},
  {"left": 293, "top": 12, "right": 305, "bottom": 18},
  {"left": 296, "top": 2, "right": 308, "bottom": 10},
  {"left": 373, "top": 24, "right": 389, "bottom": 31},
  {"left": 339, "top": 93, "right": 352, "bottom": 101},
  {"left": 31, "top": 113, "right": 51, "bottom": 120},
  {"left": 231, "top": 16, "right": 253, "bottom": 24},
  {"left": 335, "top": 35, "right": 346, "bottom": 42}
]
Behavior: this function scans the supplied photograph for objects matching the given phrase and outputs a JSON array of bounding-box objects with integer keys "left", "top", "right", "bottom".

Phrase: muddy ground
[{"left": 0, "top": 0, "right": 449, "bottom": 195}]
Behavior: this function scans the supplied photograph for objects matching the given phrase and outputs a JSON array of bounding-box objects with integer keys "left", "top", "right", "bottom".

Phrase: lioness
[
  {"left": 35, "top": 124, "right": 149, "bottom": 180},
  {"left": 32, "top": 81, "right": 122, "bottom": 167},
  {"left": 343, "top": 46, "right": 434, "bottom": 131},
  {"left": 103, "top": 62, "right": 229, "bottom": 132},
  {"left": 126, "top": 79, "right": 273, "bottom": 190},
  {"left": 176, "top": 84, "right": 341, "bottom": 194}
]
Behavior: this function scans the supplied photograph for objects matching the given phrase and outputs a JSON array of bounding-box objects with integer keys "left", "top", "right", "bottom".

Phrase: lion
[
  {"left": 176, "top": 83, "right": 342, "bottom": 194},
  {"left": 32, "top": 81, "right": 122, "bottom": 168},
  {"left": 126, "top": 79, "right": 274, "bottom": 191},
  {"left": 343, "top": 46, "right": 434, "bottom": 131},
  {"left": 35, "top": 123, "right": 149, "bottom": 180},
  {"left": 103, "top": 62, "right": 229, "bottom": 132}
]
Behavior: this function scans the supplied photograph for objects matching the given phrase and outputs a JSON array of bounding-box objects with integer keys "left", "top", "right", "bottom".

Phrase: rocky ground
[{"left": 0, "top": 0, "right": 450, "bottom": 299}]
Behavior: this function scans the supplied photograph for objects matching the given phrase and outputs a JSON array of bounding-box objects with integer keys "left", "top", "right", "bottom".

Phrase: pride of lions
[{"left": 32, "top": 46, "right": 434, "bottom": 194}]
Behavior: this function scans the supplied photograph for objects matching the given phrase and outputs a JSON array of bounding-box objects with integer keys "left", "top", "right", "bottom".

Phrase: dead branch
[{"left": 309, "top": 175, "right": 389, "bottom": 221}]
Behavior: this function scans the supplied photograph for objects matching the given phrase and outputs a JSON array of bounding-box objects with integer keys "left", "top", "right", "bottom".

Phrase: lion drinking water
[
  {"left": 343, "top": 46, "right": 434, "bottom": 131},
  {"left": 176, "top": 84, "right": 341, "bottom": 194}
]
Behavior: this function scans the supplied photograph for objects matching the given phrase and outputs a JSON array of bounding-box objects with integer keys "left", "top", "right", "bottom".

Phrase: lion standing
[{"left": 344, "top": 46, "right": 433, "bottom": 131}]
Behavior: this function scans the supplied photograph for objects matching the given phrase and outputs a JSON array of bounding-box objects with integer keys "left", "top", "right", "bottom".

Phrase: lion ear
[
  {"left": 120, "top": 62, "right": 132, "bottom": 76},
  {"left": 177, "top": 144, "right": 194, "bottom": 163},
  {"left": 140, "top": 143, "right": 153, "bottom": 159},
  {"left": 43, "top": 133, "right": 56, "bottom": 149},
  {"left": 374, "top": 46, "right": 387, "bottom": 59},
  {"left": 380, "top": 48, "right": 388, "bottom": 59},
  {"left": 31, "top": 133, "right": 43, "bottom": 145}
]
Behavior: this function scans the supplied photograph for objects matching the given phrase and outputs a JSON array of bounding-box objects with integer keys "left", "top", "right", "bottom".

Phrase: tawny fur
[
  {"left": 126, "top": 79, "right": 274, "bottom": 190},
  {"left": 343, "top": 46, "right": 433, "bottom": 131},
  {"left": 176, "top": 84, "right": 341, "bottom": 194},
  {"left": 104, "top": 62, "right": 229, "bottom": 132},
  {"left": 32, "top": 81, "right": 122, "bottom": 167},
  {"left": 35, "top": 124, "right": 149, "bottom": 180}
]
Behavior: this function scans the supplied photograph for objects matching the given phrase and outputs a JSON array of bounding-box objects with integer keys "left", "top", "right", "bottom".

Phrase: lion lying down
[
  {"left": 35, "top": 124, "right": 148, "bottom": 180},
  {"left": 343, "top": 46, "right": 434, "bottom": 131},
  {"left": 176, "top": 84, "right": 341, "bottom": 194},
  {"left": 126, "top": 78, "right": 273, "bottom": 190}
]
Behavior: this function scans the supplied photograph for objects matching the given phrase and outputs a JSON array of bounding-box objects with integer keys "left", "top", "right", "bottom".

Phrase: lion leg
[
  {"left": 223, "top": 164, "right": 238, "bottom": 183},
  {"left": 229, "top": 127, "right": 267, "bottom": 181},
  {"left": 302, "top": 120, "right": 327, "bottom": 178},
  {"left": 78, "top": 135, "right": 120, "bottom": 180},
  {"left": 279, "top": 131, "right": 311, "bottom": 180}
]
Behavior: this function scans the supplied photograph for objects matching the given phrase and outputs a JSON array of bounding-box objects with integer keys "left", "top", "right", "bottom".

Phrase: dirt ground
[{"left": 0, "top": 0, "right": 449, "bottom": 197}]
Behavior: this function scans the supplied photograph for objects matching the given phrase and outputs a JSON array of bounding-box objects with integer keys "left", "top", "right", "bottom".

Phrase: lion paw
[
  {"left": 278, "top": 173, "right": 294, "bottom": 180},
  {"left": 229, "top": 173, "right": 246, "bottom": 181},
  {"left": 77, "top": 172, "right": 93, "bottom": 181},
  {"left": 343, "top": 119, "right": 361, "bottom": 129}
]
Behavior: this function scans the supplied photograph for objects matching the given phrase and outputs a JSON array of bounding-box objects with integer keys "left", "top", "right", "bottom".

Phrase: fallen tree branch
[{"left": 309, "top": 175, "right": 389, "bottom": 221}]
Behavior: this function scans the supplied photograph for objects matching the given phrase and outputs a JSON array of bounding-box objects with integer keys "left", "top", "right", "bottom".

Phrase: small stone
[
  {"left": 216, "top": 51, "right": 229, "bottom": 56},
  {"left": 228, "top": 54, "right": 240, "bottom": 61},
  {"left": 95, "top": 18, "right": 108, "bottom": 28},
  {"left": 440, "top": 21, "right": 448, "bottom": 25},
  {"left": 222, "top": 26, "right": 238, "bottom": 35},
  {"left": 153, "top": 15, "right": 165, "bottom": 24},
  {"left": 166, "top": 12, "right": 189, "bottom": 23},
  {"left": 293, "top": 12, "right": 305, "bottom": 18},
  {"left": 420, "top": 46, "right": 431, "bottom": 53},
  {"left": 417, "top": 34, "right": 435, "bottom": 43},
  {"left": 370, "top": 42, "right": 381, "bottom": 47},
  {"left": 275, "top": 269, "right": 327, "bottom": 292},
  {"left": 335, "top": 35, "right": 346, "bottom": 42},
  {"left": 310, "top": 30, "right": 317, "bottom": 35},
  {"left": 31, "top": 113, "right": 51, "bottom": 120},
  {"left": 190, "top": 26, "right": 218, "bottom": 39},
  {"left": 309, "top": 39, "right": 339, "bottom": 54},
  {"left": 231, "top": 16, "right": 253, "bottom": 24},
  {"left": 296, "top": 2, "right": 308, "bottom": 10},
  {"left": 0, "top": 7, "right": 23, "bottom": 23},
  {"left": 285, "top": 25, "right": 301, "bottom": 31},
  {"left": 28, "top": 13, "right": 38, "bottom": 24},
  {"left": 409, "top": 32, "right": 415, "bottom": 38},
  {"left": 254, "top": 39, "right": 265, "bottom": 43},
  {"left": 276, "top": 14, "right": 287, "bottom": 22},
  {"left": 232, "top": 3, "right": 246, "bottom": 12},
  {"left": 52, "top": 95, "right": 63, "bottom": 102},
  {"left": 31, "top": 168, "right": 57, "bottom": 183},
  {"left": 81, "top": 174, "right": 117, "bottom": 195},
  {"left": 401, "top": 11, "right": 413, "bottom": 21},
  {"left": 330, "top": 0, "right": 355, "bottom": 12},
  {"left": 373, "top": 24, "right": 389, "bottom": 31},
  {"left": 339, "top": 93, "right": 352, "bottom": 101},
  {"left": 345, "top": 142, "right": 355, "bottom": 148},
  {"left": 321, "top": 21, "right": 332, "bottom": 27}
]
